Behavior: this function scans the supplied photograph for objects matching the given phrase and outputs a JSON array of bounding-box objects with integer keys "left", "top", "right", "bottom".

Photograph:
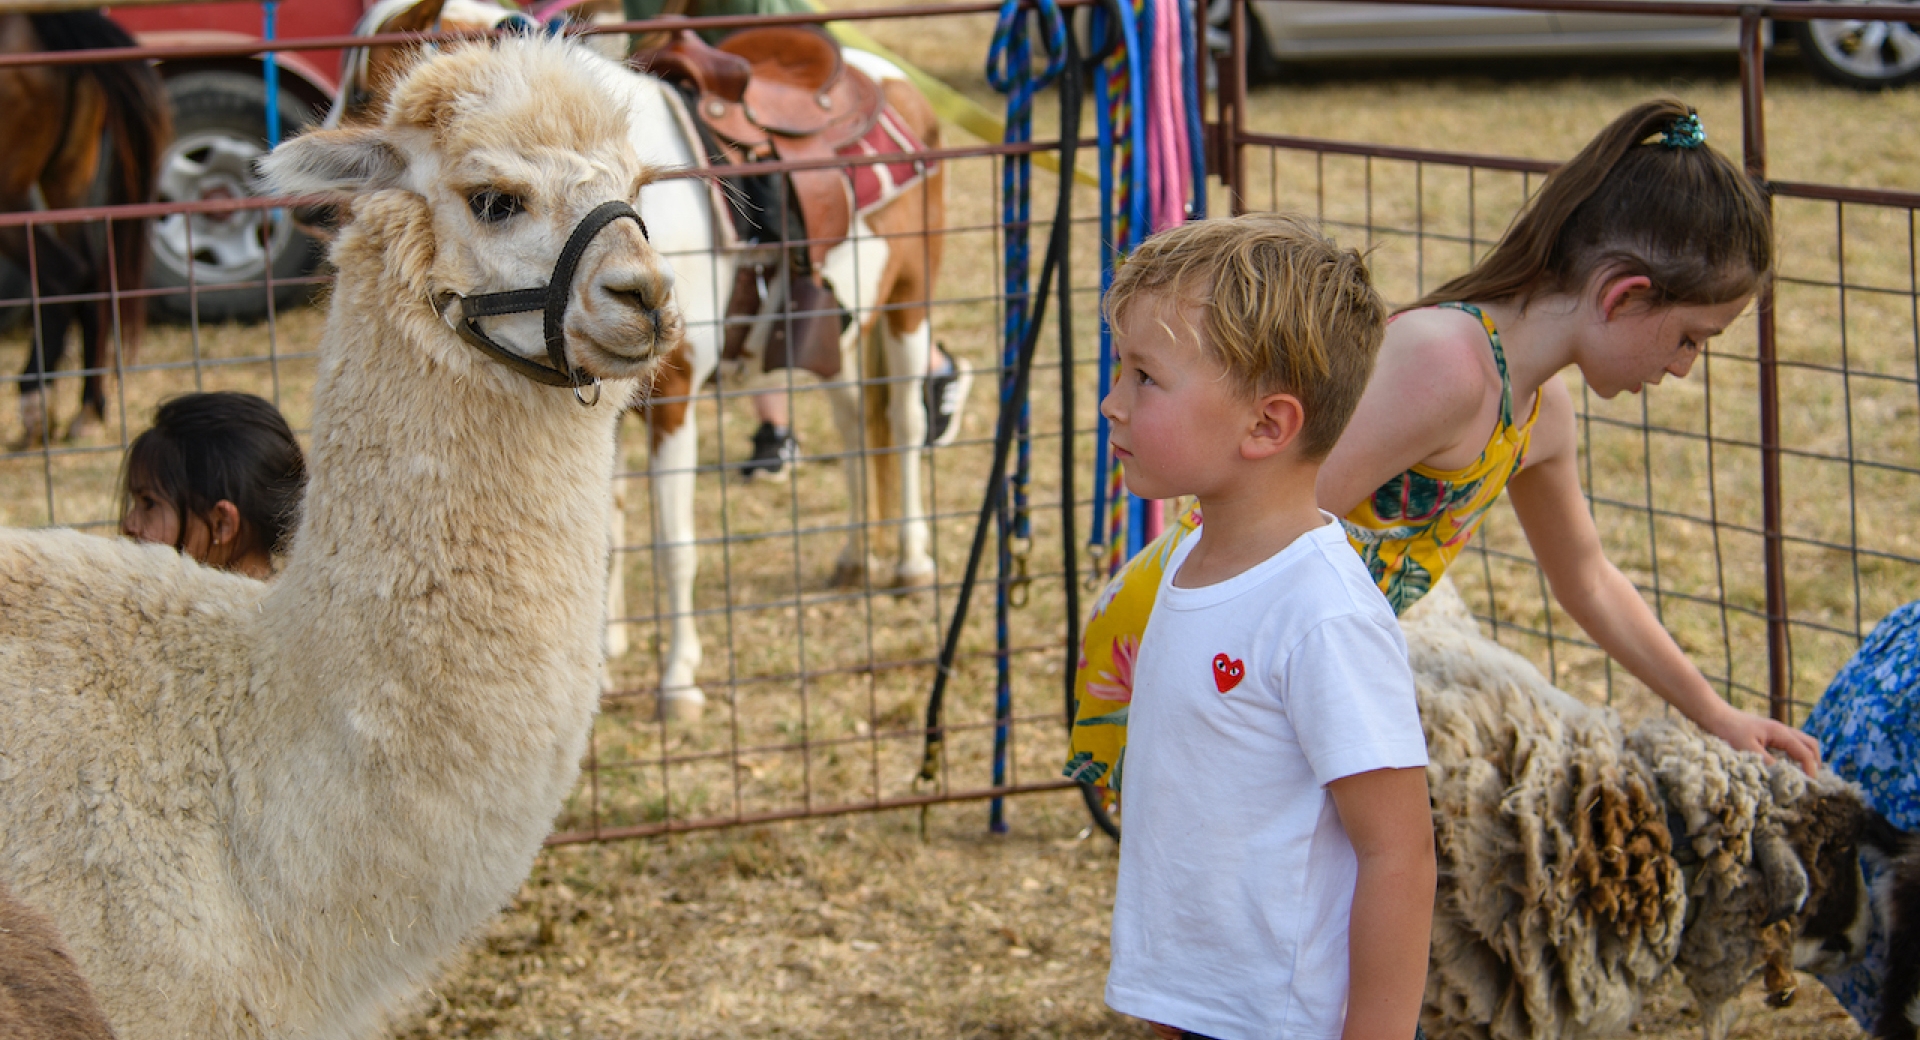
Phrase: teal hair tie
[{"left": 1661, "top": 113, "right": 1707, "bottom": 150}]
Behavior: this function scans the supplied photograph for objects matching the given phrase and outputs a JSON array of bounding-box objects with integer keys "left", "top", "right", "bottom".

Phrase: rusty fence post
[
  {"left": 1740, "top": 7, "right": 1790, "bottom": 724},
  {"left": 1222, "top": 0, "right": 1247, "bottom": 213}
]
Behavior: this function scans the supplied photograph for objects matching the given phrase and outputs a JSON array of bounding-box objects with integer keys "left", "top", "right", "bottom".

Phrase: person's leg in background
[{"left": 739, "top": 390, "right": 799, "bottom": 479}]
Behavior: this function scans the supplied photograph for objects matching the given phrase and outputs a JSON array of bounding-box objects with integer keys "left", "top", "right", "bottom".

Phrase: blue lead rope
[{"left": 984, "top": 0, "right": 1066, "bottom": 834}]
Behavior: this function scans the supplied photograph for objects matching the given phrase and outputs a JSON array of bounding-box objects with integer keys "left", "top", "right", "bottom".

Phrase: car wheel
[
  {"left": 1205, "top": 0, "right": 1282, "bottom": 86},
  {"left": 1793, "top": 1, "right": 1920, "bottom": 89},
  {"left": 149, "top": 71, "right": 322, "bottom": 325}
]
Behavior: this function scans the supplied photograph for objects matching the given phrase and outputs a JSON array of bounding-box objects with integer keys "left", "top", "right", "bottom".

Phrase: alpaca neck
[
  {"left": 235, "top": 212, "right": 626, "bottom": 995},
  {"left": 268, "top": 278, "right": 618, "bottom": 722}
]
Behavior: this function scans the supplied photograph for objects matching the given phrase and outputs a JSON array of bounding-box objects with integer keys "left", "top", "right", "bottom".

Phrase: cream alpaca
[{"left": 0, "top": 37, "right": 679, "bottom": 1040}]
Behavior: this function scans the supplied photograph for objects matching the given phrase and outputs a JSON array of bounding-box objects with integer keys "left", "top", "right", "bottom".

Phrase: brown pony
[{"left": 0, "top": 12, "right": 168, "bottom": 449}]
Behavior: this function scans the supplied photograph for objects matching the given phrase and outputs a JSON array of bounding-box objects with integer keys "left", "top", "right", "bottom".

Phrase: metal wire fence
[
  {"left": 4, "top": 0, "right": 1919, "bottom": 842},
  {"left": 1215, "top": 1, "right": 1920, "bottom": 731},
  {"left": 0, "top": 1, "right": 1102, "bottom": 843}
]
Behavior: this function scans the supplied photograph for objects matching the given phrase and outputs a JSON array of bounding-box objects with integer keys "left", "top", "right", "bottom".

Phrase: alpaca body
[{"left": 1, "top": 36, "right": 677, "bottom": 1040}]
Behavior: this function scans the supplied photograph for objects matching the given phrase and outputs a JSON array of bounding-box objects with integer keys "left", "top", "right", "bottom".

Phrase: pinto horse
[
  {"left": 0, "top": 12, "right": 168, "bottom": 449},
  {"left": 334, "top": 0, "right": 948, "bottom": 719}
]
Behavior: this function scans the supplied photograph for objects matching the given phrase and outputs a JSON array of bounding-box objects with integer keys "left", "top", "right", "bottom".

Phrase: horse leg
[
  {"left": 642, "top": 342, "right": 705, "bottom": 720},
  {"left": 66, "top": 295, "right": 105, "bottom": 441},
  {"left": 8, "top": 228, "right": 87, "bottom": 451},
  {"left": 824, "top": 332, "right": 873, "bottom": 589},
  {"left": 879, "top": 315, "right": 935, "bottom": 588},
  {"left": 820, "top": 218, "right": 894, "bottom": 587},
  {"left": 36, "top": 65, "right": 110, "bottom": 444}
]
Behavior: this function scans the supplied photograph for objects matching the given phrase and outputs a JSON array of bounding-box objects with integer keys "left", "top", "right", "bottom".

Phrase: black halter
[{"left": 435, "top": 200, "right": 651, "bottom": 405}]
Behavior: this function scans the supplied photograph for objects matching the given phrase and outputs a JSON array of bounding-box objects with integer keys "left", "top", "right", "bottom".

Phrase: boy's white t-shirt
[{"left": 1105, "top": 515, "right": 1428, "bottom": 1040}]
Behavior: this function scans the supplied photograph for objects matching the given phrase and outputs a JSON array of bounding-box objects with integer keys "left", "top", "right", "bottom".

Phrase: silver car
[{"left": 1214, "top": 1, "right": 1920, "bottom": 89}]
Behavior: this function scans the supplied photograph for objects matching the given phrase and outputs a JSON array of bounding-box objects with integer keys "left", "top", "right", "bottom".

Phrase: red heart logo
[{"left": 1212, "top": 653, "right": 1244, "bottom": 694}]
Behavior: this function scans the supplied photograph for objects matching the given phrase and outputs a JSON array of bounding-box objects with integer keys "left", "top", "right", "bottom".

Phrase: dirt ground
[{"left": 385, "top": 792, "right": 1868, "bottom": 1040}]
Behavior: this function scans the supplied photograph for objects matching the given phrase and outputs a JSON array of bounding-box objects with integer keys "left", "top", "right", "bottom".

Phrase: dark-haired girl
[
  {"left": 1069, "top": 98, "right": 1818, "bottom": 796},
  {"left": 118, "top": 391, "right": 306, "bottom": 580}
]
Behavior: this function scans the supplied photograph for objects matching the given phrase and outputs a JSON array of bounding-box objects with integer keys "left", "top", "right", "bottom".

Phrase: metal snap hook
[{"left": 429, "top": 290, "right": 464, "bottom": 332}]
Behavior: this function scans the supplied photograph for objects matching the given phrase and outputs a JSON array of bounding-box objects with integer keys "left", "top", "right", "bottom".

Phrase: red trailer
[{"left": 107, "top": 0, "right": 375, "bottom": 320}]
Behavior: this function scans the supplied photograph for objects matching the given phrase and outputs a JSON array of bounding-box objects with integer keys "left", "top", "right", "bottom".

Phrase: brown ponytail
[{"left": 1408, "top": 98, "right": 1772, "bottom": 313}]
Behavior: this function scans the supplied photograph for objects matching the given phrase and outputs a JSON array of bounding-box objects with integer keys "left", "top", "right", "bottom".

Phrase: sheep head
[
  {"left": 261, "top": 33, "right": 683, "bottom": 389},
  {"left": 1785, "top": 782, "right": 1880, "bottom": 975}
]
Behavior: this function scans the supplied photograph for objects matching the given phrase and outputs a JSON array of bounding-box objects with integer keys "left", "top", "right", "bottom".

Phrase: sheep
[
  {"left": 0, "top": 35, "right": 680, "bottom": 1040},
  {"left": 0, "top": 881, "right": 116, "bottom": 1040},
  {"left": 1403, "top": 580, "right": 1877, "bottom": 1040}
]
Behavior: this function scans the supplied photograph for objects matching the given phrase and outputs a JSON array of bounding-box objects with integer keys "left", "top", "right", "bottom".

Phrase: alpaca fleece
[{"left": 0, "top": 35, "right": 673, "bottom": 1040}]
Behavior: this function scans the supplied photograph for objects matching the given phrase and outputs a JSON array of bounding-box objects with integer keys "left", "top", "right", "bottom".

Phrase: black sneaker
[
  {"left": 924, "top": 348, "right": 974, "bottom": 448},
  {"left": 740, "top": 422, "right": 798, "bottom": 480}
]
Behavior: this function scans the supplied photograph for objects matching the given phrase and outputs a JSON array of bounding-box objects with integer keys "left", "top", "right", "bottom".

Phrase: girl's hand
[
  {"left": 1703, "top": 705, "right": 1822, "bottom": 776},
  {"left": 1148, "top": 1022, "right": 1184, "bottom": 1040}
]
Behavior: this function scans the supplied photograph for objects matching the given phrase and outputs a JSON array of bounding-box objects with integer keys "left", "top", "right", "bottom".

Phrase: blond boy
[{"left": 1097, "top": 214, "right": 1435, "bottom": 1040}]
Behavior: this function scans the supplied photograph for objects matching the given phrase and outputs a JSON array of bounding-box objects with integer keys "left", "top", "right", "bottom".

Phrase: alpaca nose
[{"left": 597, "top": 266, "right": 671, "bottom": 319}]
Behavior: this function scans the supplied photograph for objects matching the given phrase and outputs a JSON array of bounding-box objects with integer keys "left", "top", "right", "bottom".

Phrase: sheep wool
[
  {"left": 1405, "top": 584, "right": 1683, "bottom": 1040},
  {"left": 1403, "top": 581, "right": 1869, "bottom": 1040}
]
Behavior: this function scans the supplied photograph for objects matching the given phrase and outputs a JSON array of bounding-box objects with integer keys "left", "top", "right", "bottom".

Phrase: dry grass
[{"left": 3, "top": 10, "right": 1917, "bottom": 1038}]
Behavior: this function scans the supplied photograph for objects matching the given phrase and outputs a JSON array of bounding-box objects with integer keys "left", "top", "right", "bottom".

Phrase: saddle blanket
[{"left": 841, "top": 104, "right": 932, "bottom": 217}]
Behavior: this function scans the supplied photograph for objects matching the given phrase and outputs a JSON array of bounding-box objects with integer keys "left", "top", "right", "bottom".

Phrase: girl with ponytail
[{"left": 1067, "top": 98, "right": 1818, "bottom": 798}]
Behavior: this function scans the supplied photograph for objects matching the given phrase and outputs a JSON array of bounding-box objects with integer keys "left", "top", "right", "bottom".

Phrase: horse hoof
[
  {"left": 63, "top": 411, "right": 105, "bottom": 444},
  {"left": 891, "top": 566, "right": 935, "bottom": 593},
  {"left": 830, "top": 561, "right": 867, "bottom": 588},
  {"left": 4, "top": 428, "right": 46, "bottom": 452},
  {"left": 10, "top": 390, "right": 49, "bottom": 451},
  {"left": 657, "top": 688, "right": 705, "bottom": 723}
]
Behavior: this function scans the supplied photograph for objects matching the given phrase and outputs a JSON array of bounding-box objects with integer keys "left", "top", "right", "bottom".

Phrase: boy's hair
[
  {"left": 120, "top": 392, "right": 308, "bottom": 557},
  {"left": 1411, "top": 97, "right": 1772, "bottom": 312},
  {"left": 1105, "top": 213, "right": 1386, "bottom": 459}
]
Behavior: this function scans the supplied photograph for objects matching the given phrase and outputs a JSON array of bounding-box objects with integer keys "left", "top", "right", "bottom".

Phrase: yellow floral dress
[{"left": 1064, "top": 303, "right": 1540, "bottom": 791}]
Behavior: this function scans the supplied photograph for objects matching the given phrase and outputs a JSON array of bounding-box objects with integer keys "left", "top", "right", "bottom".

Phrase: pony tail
[
  {"left": 30, "top": 13, "right": 171, "bottom": 369},
  {"left": 1408, "top": 97, "right": 1700, "bottom": 312}
]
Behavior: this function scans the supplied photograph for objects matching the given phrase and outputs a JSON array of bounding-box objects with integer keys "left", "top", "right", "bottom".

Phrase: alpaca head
[{"left": 263, "top": 33, "right": 682, "bottom": 385}]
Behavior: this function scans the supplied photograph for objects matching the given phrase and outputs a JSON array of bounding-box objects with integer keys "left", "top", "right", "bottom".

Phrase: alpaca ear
[{"left": 256, "top": 128, "right": 408, "bottom": 196}]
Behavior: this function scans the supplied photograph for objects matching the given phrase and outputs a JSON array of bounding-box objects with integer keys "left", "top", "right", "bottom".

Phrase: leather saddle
[
  {"left": 639, "top": 27, "right": 882, "bottom": 266},
  {"left": 637, "top": 27, "right": 887, "bottom": 379}
]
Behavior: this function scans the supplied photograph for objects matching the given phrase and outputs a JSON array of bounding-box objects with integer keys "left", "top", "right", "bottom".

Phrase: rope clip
[{"left": 1008, "top": 536, "right": 1033, "bottom": 608}]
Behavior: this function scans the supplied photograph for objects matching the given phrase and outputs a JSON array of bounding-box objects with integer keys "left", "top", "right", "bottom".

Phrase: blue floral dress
[{"left": 1804, "top": 600, "right": 1920, "bottom": 1029}]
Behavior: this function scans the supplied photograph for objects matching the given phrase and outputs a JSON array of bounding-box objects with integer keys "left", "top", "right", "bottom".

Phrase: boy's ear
[
  {"left": 1599, "top": 273, "right": 1655, "bottom": 320},
  {"left": 1243, "top": 391, "right": 1307, "bottom": 461}
]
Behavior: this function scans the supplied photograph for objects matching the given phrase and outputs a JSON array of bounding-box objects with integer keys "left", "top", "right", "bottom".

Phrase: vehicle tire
[
  {"left": 1205, "top": 0, "right": 1282, "bottom": 86},
  {"left": 149, "top": 71, "right": 322, "bottom": 325},
  {"left": 1792, "top": 2, "right": 1920, "bottom": 90}
]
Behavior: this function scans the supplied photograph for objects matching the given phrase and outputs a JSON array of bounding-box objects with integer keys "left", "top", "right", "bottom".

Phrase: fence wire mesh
[
  {"left": 1228, "top": 136, "right": 1920, "bottom": 731},
  {"left": 5, "top": 0, "right": 1919, "bottom": 842}
]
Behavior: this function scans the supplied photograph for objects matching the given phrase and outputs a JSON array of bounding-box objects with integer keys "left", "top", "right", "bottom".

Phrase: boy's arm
[
  {"left": 1327, "top": 766, "right": 1435, "bottom": 1040},
  {"left": 1507, "top": 380, "right": 1821, "bottom": 774}
]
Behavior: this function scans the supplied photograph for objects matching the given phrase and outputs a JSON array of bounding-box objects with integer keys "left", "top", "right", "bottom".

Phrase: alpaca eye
[{"left": 467, "top": 189, "right": 522, "bottom": 224}]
